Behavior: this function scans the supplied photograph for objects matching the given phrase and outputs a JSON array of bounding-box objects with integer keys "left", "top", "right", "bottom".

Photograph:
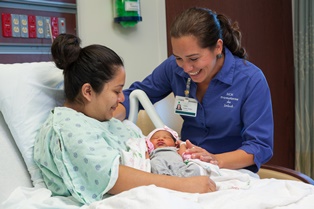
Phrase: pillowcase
[{"left": 0, "top": 62, "right": 65, "bottom": 187}]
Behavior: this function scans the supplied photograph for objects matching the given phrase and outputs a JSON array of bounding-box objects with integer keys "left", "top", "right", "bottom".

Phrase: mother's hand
[{"left": 185, "top": 140, "right": 219, "bottom": 165}]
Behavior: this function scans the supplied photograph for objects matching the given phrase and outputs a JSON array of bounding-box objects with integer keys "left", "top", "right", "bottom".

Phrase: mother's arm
[{"left": 108, "top": 165, "right": 216, "bottom": 194}]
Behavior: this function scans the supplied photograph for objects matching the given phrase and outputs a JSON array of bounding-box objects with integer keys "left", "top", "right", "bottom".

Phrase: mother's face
[{"left": 89, "top": 66, "right": 126, "bottom": 121}]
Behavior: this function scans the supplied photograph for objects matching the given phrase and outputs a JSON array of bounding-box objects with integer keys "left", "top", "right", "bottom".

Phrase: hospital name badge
[{"left": 174, "top": 96, "right": 197, "bottom": 117}]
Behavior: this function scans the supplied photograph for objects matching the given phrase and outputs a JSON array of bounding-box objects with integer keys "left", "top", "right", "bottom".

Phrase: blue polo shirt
[{"left": 122, "top": 47, "right": 273, "bottom": 172}]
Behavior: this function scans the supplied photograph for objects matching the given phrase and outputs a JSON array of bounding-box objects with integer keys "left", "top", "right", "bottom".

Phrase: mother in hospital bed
[
  {"left": 33, "top": 34, "right": 216, "bottom": 205},
  {"left": 114, "top": 7, "right": 274, "bottom": 173}
]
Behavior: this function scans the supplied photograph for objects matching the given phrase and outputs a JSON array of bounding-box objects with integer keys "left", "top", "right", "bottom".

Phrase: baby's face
[{"left": 150, "top": 130, "right": 176, "bottom": 148}]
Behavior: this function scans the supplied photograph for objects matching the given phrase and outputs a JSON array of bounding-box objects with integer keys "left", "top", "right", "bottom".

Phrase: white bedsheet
[{"left": 3, "top": 168, "right": 314, "bottom": 209}]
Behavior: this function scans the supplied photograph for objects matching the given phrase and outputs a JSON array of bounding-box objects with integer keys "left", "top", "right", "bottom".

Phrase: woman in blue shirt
[{"left": 114, "top": 7, "right": 274, "bottom": 173}]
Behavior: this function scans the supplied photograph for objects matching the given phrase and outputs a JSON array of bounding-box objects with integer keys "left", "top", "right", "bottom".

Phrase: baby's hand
[
  {"left": 175, "top": 139, "right": 183, "bottom": 148},
  {"left": 177, "top": 141, "right": 188, "bottom": 158},
  {"left": 145, "top": 151, "right": 149, "bottom": 159}
]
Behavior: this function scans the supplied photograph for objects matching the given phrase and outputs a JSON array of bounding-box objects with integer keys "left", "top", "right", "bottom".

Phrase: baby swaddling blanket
[{"left": 120, "top": 137, "right": 252, "bottom": 191}]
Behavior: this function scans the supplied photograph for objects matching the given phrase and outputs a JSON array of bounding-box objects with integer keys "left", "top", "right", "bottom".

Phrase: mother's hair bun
[{"left": 51, "top": 34, "right": 82, "bottom": 70}]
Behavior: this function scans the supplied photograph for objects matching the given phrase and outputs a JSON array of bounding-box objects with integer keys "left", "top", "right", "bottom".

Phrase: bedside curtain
[{"left": 294, "top": 0, "right": 314, "bottom": 179}]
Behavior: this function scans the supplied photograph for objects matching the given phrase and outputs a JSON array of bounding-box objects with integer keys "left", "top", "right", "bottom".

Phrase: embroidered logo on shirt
[{"left": 220, "top": 92, "right": 238, "bottom": 108}]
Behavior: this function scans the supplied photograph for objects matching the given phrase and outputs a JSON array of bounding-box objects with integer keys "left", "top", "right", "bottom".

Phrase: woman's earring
[{"left": 216, "top": 53, "right": 223, "bottom": 59}]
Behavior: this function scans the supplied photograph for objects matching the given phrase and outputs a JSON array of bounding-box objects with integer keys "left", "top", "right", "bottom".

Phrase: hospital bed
[{"left": 1, "top": 61, "right": 314, "bottom": 209}]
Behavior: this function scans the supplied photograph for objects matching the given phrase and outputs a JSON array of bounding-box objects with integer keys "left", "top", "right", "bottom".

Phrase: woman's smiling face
[
  {"left": 89, "top": 66, "right": 126, "bottom": 121},
  {"left": 171, "top": 35, "right": 222, "bottom": 84}
]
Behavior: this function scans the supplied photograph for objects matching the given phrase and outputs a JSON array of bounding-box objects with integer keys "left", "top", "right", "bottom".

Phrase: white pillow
[
  {"left": 0, "top": 62, "right": 65, "bottom": 187},
  {"left": 0, "top": 112, "right": 32, "bottom": 203}
]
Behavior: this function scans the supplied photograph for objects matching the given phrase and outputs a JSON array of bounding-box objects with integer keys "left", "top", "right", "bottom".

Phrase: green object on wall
[{"left": 114, "top": 0, "right": 142, "bottom": 28}]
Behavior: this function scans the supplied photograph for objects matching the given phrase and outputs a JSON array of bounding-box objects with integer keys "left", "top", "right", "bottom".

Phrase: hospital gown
[{"left": 33, "top": 107, "right": 142, "bottom": 204}]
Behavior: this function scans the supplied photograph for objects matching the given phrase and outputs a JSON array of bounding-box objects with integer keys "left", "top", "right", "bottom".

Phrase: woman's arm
[
  {"left": 213, "top": 150, "right": 254, "bottom": 169},
  {"left": 108, "top": 165, "right": 216, "bottom": 194},
  {"left": 184, "top": 140, "right": 254, "bottom": 169},
  {"left": 113, "top": 103, "right": 126, "bottom": 121}
]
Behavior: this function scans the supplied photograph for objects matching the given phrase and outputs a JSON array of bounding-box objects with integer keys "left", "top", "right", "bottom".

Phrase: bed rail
[{"left": 128, "top": 89, "right": 164, "bottom": 128}]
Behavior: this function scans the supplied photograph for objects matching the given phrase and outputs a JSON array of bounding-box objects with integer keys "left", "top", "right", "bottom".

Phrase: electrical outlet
[
  {"left": 20, "top": 15, "right": 28, "bottom": 38},
  {"left": 36, "top": 16, "right": 44, "bottom": 38},
  {"left": 28, "top": 15, "right": 36, "bottom": 38},
  {"left": 1, "top": 13, "right": 12, "bottom": 37},
  {"left": 11, "top": 14, "right": 20, "bottom": 37},
  {"left": 51, "top": 17, "right": 59, "bottom": 39}
]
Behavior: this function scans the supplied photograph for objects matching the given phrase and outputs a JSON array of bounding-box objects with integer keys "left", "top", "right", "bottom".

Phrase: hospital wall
[
  {"left": 77, "top": 0, "right": 166, "bottom": 87},
  {"left": 76, "top": 0, "right": 183, "bottom": 134}
]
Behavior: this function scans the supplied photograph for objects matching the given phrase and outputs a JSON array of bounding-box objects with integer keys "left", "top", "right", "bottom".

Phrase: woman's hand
[
  {"left": 185, "top": 140, "right": 219, "bottom": 165},
  {"left": 181, "top": 176, "right": 216, "bottom": 193}
]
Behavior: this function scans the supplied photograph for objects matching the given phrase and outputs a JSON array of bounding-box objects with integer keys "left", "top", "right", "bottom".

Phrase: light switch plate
[
  {"left": 58, "top": 17, "right": 66, "bottom": 34},
  {"left": 44, "top": 17, "right": 51, "bottom": 39}
]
